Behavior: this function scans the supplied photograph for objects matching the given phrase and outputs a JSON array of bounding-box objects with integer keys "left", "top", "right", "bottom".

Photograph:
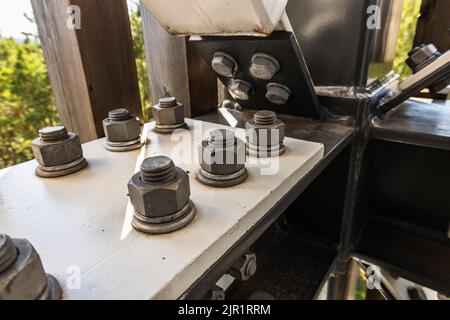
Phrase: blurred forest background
[{"left": 0, "top": 1, "right": 422, "bottom": 169}]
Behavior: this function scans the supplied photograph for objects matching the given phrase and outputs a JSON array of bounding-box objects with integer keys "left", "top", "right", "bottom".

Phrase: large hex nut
[
  {"left": 0, "top": 239, "right": 52, "bottom": 300},
  {"left": 229, "top": 80, "right": 253, "bottom": 101},
  {"left": 211, "top": 52, "right": 238, "bottom": 77},
  {"left": 266, "top": 83, "right": 291, "bottom": 105},
  {"left": 128, "top": 168, "right": 191, "bottom": 218},
  {"left": 103, "top": 117, "right": 141, "bottom": 143},
  {"left": 245, "top": 120, "right": 285, "bottom": 147},
  {"left": 152, "top": 102, "right": 185, "bottom": 126},
  {"left": 32, "top": 133, "right": 83, "bottom": 167},
  {"left": 250, "top": 53, "right": 280, "bottom": 80},
  {"left": 199, "top": 138, "right": 246, "bottom": 175}
]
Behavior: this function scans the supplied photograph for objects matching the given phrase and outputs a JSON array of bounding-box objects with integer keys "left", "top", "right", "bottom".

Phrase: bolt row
[{"left": 212, "top": 52, "right": 292, "bottom": 105}]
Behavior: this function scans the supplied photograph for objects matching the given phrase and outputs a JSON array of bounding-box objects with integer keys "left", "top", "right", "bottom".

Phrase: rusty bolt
[
  {"left": 250, "top": 53, "right": 280, "bottom": 80},
  {"left": 0, "top": 234, "right": 62, "bottom": 300},
  {"left": 212, "top": 52, "right": 238, "bottom": 78},
  {"left": 266, "top": 83, "right": 291, "bottom": 105},
  {"left": 229, "top": 80, "right": 253, "bottom": 101}
]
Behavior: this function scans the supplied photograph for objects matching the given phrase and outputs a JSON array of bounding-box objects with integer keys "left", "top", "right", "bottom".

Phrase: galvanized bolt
[
  {"left": 32, "top": 126, "right": 87, "bottom": 178},
  {"left": 249, "top": 53, "right": 280, "bottom": 80},
  {"left": 211, "top": 52, "right": 238, "bottom": 77},
  {"left": 152, "top": 97, "right": 187, "bottom": 133},
  {"left": 210, "top": 285, "right": 225, "bottom": 300},
  {"left": 140, "top": 156, "right": 177, "bottom": 183},
  {"left": 108, "top": 108, "right": 133, "bottom": 121},
  {"left": 406, "top": 44, "right": 441, "bottom": 73},
  {"left": 229, "top": 253, "right": 257, "bottom": 281},
  {"left": 229, "top": 80, "right": 253, "bottom": 101},
  {"left": 197, "top": 129, "right": 247, "bottom": 188},
  {"left": 246, "top": 110, "right": 286, "bottom": 158},
  {"left": 128, "top": 156, "right": 196, "bottom": 234},
  {"left": 254, "top": 110, "right": 277, "bottom": 126},
  {"left": 266, "top": 83, "right": 291, "bottom": 105},
  {"left": 0, "top": 234, "right": 17, "bottom": 273},
  {"left": 0, "top": 234, "right": 62, "bottom": 300},
  {"left": 103, "top": 108, "right": 142, "bottom": 152},
  {"left": 405, "top": 44, "right": 449, "bottom": 93},
  {"left": 39, "top": 126, "right": 69, "bottom": 142}
]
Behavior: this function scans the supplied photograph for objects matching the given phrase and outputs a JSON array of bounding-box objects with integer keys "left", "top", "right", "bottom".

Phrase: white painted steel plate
[
  {"left": 141, "top": 0, "right": 289, "bottom": 36},
  {"left": 0, "top": 119, "right": 324, "bottom": 299}
]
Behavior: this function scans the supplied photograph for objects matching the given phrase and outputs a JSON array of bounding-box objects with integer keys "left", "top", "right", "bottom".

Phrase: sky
[
  {"left": 0, "top": 1, "right": 37, "bottom": 38},
  {"left": 0, "top": 0, "right": 138, "bottom": 39}
]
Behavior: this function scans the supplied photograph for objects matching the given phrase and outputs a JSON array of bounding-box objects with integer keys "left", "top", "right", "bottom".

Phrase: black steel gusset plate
[{"left": 190, "top": 32, "right": 324, "bottom": 119}]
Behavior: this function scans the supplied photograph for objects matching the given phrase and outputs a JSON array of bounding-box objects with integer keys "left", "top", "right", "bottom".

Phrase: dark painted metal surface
[
  {"left": 190, "top": 32, "right": 323, "bottom": 119},
  {"left": 377, "top": 62, "right": 450, "bottom": 114},
  {"left": 286, "top": 0, "right": 377, "bottom": 87},
  {"left": 372, "top": 141, "right": 450, "bottom": 235},
  {"left": 228, "top": 232, "right": 336, "bottom": 300},
  {"left": 182, "top": 109, "right": 354, "bottom": 299},
  {"left": 355, "top": 218, "right": 450, "bottom": 296},
  {"left": 372, "top": 99, "right": 450, "bottom": 151}
]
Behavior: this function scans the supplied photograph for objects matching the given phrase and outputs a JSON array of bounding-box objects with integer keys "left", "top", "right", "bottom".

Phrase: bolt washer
[
  {"left": 246, "top": 143, "right": 286, "bottom": 158},
  {"left": 38, "top": 274, "right": 62, "bottom": 300},
  {"left": 132, "top": 200, "right": 196, "bottom": 234},
  {"left": 36, "top": 156, "right": 88, "bottom": 178},
  {"left": 197, "top": 167, "right": 248, "bottom": 188},
  {"left": 105, "top": 137, "right": 144, "bottom": 152},
  {"left": 154, "top": 122, "right": 188, "bottom": 134}
]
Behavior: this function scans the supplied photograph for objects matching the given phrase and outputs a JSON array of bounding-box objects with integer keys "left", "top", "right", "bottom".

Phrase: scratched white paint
[
  {"left": 0, "top": 119, "right": 323, "bottom": 299},
  {"left": 141, "top": 0, "right": 289, "bottom": 36}
]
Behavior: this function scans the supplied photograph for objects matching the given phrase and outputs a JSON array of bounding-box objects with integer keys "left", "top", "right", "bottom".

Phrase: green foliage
[
  {"left": 0, "top": 36, "right": 59, "bottom": 168},
  {"left": 129, "top": 2, "right": 152, "bottom": 120},
  {"left": 0, "top": 5, "right": 150, "bottom": 169},
  {"left": 393, "top": 0, "right": 422, "bottom": 81}
]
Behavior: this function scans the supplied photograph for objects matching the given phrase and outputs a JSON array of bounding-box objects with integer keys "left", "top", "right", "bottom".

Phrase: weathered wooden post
[
  {"left": 31, "top": 0, "right": 143, "bottom": 142},
  {"left": 140, "top": 3, "right": 218, "bottom": 118}
]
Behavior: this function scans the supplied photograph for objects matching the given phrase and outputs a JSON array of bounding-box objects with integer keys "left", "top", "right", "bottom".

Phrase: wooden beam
[
  {"left": 414, "top": 0, "right": 450, "bottom": 52},
  {"left": 140, "top": 3, "right": 218, "bottom": 117},
  {"left": 31, "top": 0, "right": 142, "bottom": 142}
]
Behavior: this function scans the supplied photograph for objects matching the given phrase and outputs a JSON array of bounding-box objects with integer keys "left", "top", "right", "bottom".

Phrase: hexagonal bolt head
[
  {"left": 249, "top": 53, "right": 280, "bottom": 80},
  {"left": 128, "top": 156, "right": 191, "bottom": 218},
  {"left": 199, "top": 130, "right": 246, "bottom": 175},
  {"left": 211, "top": 52, "right": 238, "bottom": 77},
  {"left": 266, "top": 83, "right": 291, "bottom": 105},
  {"left": 229, "top": 80, "right": 253, "bottom": 101},
  {"left": 0, "top": 236, "right": 61, "bottom": 300},
  {"left": 152, "top": 97, "right": 185, "bottom": 126},
  {"left": 102, "top": 109, "right": 141, "bottom": 143},
  {"left": 32, "top": 127, "right": 83, "bottom": 167},
  {"left": 229, "top": 253, "right": 257, "bottom": 281},
  {"left": 210, "top": 285, "right": 225, "bottom": 300},
  {"left": 246, "top": 111, "right": 285, "bottom": 147},
  {"left": 406, "top": 44, "right": 440, "bottom": 73}
]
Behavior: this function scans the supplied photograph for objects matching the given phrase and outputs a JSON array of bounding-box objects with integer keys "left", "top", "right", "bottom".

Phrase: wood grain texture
[
  {"left": 71, "top": 0, "right": 143, "bottom": 133},
  {"left": 32, "top": 0, "right": 142, "bottom": 142},
  {"left": 141, "top": 3, "right": 217, "bottom": 117},
  {"left": 414, "top": 0, "right": 450, "bottom": 52},
  {"left": 31, "top": 0, "right": 96, "bottom": 142}
]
